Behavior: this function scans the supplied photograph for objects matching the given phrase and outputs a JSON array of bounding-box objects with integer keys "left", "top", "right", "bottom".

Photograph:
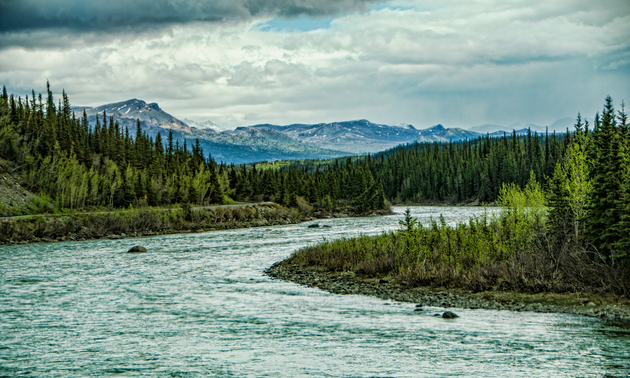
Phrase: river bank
[
  {"left": 0, "top": 203, "right": 392, "bottom": 245},
  {"left": 266, "top": 261, "right": 630, "bottom": 321}
]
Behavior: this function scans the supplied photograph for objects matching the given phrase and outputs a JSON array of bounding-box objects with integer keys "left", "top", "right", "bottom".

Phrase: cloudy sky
[{"left": 1, "top": 0, "right": 629, "bottom": 129}]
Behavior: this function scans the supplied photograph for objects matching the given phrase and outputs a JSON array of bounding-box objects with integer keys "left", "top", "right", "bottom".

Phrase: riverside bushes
[
  {"left": 0, "top": 204, "right": 301, "bottom": 243},
  {"left": 289, "top": 180, "right": 629, "bottom": 296}
]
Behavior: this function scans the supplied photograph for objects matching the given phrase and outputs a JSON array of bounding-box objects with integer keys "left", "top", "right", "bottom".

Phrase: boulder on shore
[{"left": 127, "top": 246, "right": 147, "bottom": 253}]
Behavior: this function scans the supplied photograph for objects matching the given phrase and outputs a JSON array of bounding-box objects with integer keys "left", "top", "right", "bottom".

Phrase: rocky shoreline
[{"left": 265, "top": 261, "right": 630, "bottom": 322}]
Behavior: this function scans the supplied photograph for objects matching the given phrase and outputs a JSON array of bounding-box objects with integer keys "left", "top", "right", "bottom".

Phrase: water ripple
[{"left": 0, "top": 207, "right": 628, "bottom": 377}]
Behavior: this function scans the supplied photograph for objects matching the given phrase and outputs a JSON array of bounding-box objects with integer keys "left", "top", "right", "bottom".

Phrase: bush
[{"left": 287, "top": 182, "right": 628, "bottom": 296}]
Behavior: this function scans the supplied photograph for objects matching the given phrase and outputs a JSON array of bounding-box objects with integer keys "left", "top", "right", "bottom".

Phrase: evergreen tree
[{"left": 585, "top": 96, "right": 624, "bottom": 256}]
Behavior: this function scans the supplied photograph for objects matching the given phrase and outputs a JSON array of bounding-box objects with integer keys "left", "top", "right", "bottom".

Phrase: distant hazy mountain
[
  {"left": 549, "top": 117, "right": 576, "bottom": 131},
  {"left": 467, "top": 124, "right": 507, "bottom": 134},
  {"left": 242, "top": 120, "right": 481, "bottom": 153},
  {"left": 192, "top": 128, "right": 351, "bottom": 164},
  {"left": 468, "top": 117, "right": 574, "bottom": 134},
  {"left": 73, "top": 99, "right": 351, "bottom": 164}
]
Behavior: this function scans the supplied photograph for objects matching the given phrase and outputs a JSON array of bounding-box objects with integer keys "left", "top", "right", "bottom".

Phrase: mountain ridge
[
  {"left": 240, "top": 120, "right": 480, "bottom": 153},
  {"left": 73, "top": 98, "right": 572, "bottom": 163},
  {"left": 72, "top": 99, "right": 351, "bottom": 164}
]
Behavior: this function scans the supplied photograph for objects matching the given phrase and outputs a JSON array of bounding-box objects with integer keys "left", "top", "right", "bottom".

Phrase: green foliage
[
  {"left": 0, "top": 84, "right": 229, "bottom": 212},
  {"left": 547, "top": 117, "right": 592, "bottom": 243},
  {"left": 399, "top": 208, "right": 417, "bottom": 233},
  {"left": 0, "top": 203, "right": 305, "bottom": 243},
  {"left": 316, "top": 194, "right": 335, "bottom": 210},
  {"left": 583, "top": 97, "right": 630, "bottom": 263},
  {"left": 495, "top": 173, "right": 545, "bottom": 254},
  {"left": 27, "top": 194, "right": 54, "bottom": 214},
  {"left": 0, "top": 124, "right": 20, "bottom": 161}
]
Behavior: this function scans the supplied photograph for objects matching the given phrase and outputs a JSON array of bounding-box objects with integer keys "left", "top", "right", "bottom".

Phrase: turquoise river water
[{"left": 1, "top": 206, "right": 629, "bottom": 377}]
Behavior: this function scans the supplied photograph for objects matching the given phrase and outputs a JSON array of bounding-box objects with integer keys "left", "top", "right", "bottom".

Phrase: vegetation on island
[{"left": 285, "top": 97, "right": 630, "bottom": 296}]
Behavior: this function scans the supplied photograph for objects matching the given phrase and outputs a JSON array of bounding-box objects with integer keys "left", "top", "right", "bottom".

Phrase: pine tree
[
  {"left": 585, "top": 96, "right": 624, "bottom": 256},
  {"left": 615, "top": 105, "right": 628, "bottom": 257}
]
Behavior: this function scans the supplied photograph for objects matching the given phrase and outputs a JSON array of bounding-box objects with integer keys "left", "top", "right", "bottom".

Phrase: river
[{"left": 1, "top": 206, "right": 628, "bottom": 377}]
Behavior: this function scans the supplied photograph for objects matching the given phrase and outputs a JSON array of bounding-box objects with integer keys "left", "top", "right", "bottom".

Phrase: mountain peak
[
  {"left": 182, "top": 118, "right": 221, "bottom": 133},
  {"left": 396, "top": 123, "right": 417, "bottom": 130},
  {"left": 424, "top": 124, "right": 445, "bottom": 133}
]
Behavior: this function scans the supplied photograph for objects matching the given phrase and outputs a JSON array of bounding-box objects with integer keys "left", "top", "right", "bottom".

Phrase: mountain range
[
  {"left": 73, "top": 99, "right": 349, "bottom": 164},
  {"left": 73, "top": 99, "right": 571, "bottom": 164},
  {"left": 235, "top": 121, "right": 485, "bottom": 153},
  {"left": 468, "top": 117, "right": 576, "bottom": 135}
]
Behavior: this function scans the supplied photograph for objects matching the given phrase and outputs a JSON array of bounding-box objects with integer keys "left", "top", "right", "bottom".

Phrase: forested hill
[
  {"left": 373, "top": 130, "right": 565, "bottom": 203},
  {"left": 226, "top": 128, "right": 568, "bottom": 207}
]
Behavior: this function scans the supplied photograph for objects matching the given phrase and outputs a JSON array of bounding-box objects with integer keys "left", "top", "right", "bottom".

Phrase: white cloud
[{"left": 1, "top": 0, "right": 628, "bottom": 129}]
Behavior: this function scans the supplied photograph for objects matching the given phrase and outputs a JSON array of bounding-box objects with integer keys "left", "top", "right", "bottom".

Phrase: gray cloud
[
  {"left": 1, "top": 0, "right": 628, "bottom": 130},
  {"left": 0, "top": 0, "right": 379, "bottom": 33}
]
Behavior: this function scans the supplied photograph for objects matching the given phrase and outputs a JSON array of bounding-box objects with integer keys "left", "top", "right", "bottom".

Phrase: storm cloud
[
  {"left": 0, "top": 0, "right": 379, "bottom": 33},
  {"left": 1, "top": 0, "right": 629, "bottom": 129}
]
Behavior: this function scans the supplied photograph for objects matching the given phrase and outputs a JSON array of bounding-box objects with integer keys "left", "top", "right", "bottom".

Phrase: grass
[
  {"left": 0, "top": 203, "right": 303, "bottom": 243},
  {"left": 287, "top": 185, "right": 630, "bottom": 297}
]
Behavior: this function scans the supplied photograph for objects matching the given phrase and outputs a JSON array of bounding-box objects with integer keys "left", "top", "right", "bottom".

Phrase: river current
[{"left": 1, "top": 206, "right": 629, "bottom": 377}]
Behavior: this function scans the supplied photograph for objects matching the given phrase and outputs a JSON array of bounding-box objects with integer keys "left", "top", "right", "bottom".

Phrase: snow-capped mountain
[
  {"left": 182, "top": 118, "right": 222, "bottom": 133},
  {"left": 240, "top": 120, "right": 481, "bottom": 153},
  {"left": 72, "top": 99, "right": 351, "bottom": 164}
]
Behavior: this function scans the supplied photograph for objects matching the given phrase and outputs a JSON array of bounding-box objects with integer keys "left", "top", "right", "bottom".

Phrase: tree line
[
  {"left": 0, "top": 83, "right": 572, "bottom": 215},
  {"left": 227, "top": 127, "right": 568, "bottom": 208},
  {"left": 0, "top": 83, "right": 227, "bottom": 211},
  {"left": 547, "top": 96, "right": 629, "bottom": 265}
]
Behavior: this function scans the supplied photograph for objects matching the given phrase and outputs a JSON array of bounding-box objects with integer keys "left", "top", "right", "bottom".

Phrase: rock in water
[
  {"left": 442, "top": 311, "right": 459, "bottom": 318},
  {"left": 308, "top": 224, "right": 320, "bottom": 228},
  {"left": 127, "top": 246, "right": 147, "bottom": 253}
]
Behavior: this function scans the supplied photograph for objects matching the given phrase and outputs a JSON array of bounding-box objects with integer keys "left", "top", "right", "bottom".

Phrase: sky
[{"left": 1, "top": 0, "right": 629, "bottom": 130}]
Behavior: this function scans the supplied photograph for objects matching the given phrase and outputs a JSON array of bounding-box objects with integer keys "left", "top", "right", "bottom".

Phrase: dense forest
[
  {"left": 0, "top": 83, "right": 229, "bottom": 212},
  {"left": 0, "top": 83, "right": 571, "bottom": 216},
  {"left": 226, "top": 127, "right": 567, "bottom": 212}
]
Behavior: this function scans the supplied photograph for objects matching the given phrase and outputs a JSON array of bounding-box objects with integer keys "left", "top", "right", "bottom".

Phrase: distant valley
[{"left": 73, "top": 99, "right": 571, "bottom": 164}]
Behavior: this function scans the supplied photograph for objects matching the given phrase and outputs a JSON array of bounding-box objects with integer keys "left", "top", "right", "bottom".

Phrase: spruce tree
[{"left": 585, "top": 96, "right": 624, "bottom": 256}]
